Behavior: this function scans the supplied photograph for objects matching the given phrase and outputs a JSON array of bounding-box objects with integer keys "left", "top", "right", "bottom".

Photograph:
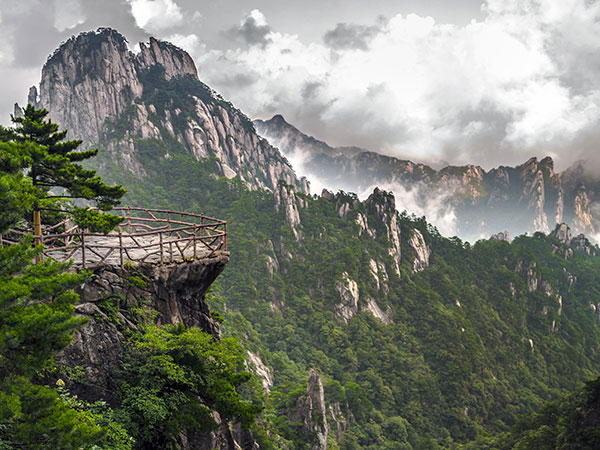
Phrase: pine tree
[
  {"left": 0, "top": 105, "right": 126, "bottom": 240},
  {"left": 0, "top": 114, "right": 132, "bottom": 448}
]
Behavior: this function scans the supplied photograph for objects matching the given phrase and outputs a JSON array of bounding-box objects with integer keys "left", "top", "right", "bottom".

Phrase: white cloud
[
  {"left": 127, "top": 0, "right": 183, "bottom": 33},
  {"left": 191, "top": 1, "right": 600, "bottom": 170},
  {"left": 165, "top": 33, "right": 202, "bottom": 55}
]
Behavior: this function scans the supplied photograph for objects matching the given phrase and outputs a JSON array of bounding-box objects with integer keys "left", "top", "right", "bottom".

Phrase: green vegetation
[
  {"left": 0, "top": 112, "right": 264, "bottom": 449},
  {"left": 116, "top": 325, "right": 262, "bottom": 449},
  {"left": 90, "top": 68, "right": 600, "bottom": 448},
  {"left": 0, "top": 120, "right": 130, "bottom": 449},
  {"left": 0, "top": 105, "right": 125, "bottom": 233}
]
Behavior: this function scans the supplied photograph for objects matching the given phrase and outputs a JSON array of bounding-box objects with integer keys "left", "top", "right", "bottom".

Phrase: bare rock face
[
  {"left": 572, "top": 187, "right": 594, "bottom": 235},
  {"left": 290, "top": 370, "right": 329, "bottom": 450},
  {"left": 363, "top": 297, "right": 392, "bottom": 324},
  {"left": 34, "top": 28, "right": 306, "bottom": 193},
  {"left": 247, "top": 351, "right": 274, "bottom": 392},
  {"left": 409, "top": 229, "right": 431, "bottom": 273},
  {"left": 275, "top": 183, "right": 302, "bottom": 239},
  {"left": 334, "top": 272, "right": 359, "bottom": 324},
  {"left": 58, "top": 302, "right": 125, "bottom": 405},
  {"left": 365, "top": 188, "right": 402, "bottom": 274},
  {"left": 515, "top": 260, "right": 539, "bottom": 292},
  {"left": 521, "top": 158, "right": 549, "bottom": 233},
  {"left": 553, "top": 223, "right": 572, "bottom": 243},
  {"left": 78, "top": 254, "right": 229, "bottom": 334}
]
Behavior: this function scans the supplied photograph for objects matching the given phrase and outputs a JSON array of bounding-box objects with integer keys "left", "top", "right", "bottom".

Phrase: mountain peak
[{"left": 38, "top": 28, "right": 197, "bottom": 145}]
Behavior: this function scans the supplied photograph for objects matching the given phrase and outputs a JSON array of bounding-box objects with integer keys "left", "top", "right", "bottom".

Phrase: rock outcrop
[
  {"left": 275, "top": 183, "right": 302, "bottom": 239},
  {"left": 365, "top": 188, "right": 402, "bottom": 274},
  {"left": 289, "top": 370, "right": 329, "bottom": 450},
  {"left": 32, "top": 28, "right": 307, "bottom": 193},
  {"left": 57, "top": 254, "right": 260, "bottom": 450},
  {"left": 334, "top": 272, "right": 359, "bottom": 323},
  {"left": 409, "top": 229, "right": 431, "bottom": 273},
  {"left": 551, "top": 223, "right": 598, "bottom": 256}
]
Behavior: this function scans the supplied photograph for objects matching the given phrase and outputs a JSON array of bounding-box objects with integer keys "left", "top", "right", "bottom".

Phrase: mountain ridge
[{"left": 255, "top": 114, "right": 597, "bottom": 241}]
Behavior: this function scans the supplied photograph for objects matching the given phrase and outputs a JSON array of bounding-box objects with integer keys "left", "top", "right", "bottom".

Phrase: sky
[{"left": 2, "top": 0, "right": 600, "bottom": 171}]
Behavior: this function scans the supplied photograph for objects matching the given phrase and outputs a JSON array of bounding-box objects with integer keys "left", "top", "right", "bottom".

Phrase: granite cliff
[{"left": 28, "top": 28, "right": 307, "bottom": 193}]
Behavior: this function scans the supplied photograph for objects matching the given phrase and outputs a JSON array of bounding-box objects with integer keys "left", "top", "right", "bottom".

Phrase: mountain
[
  {"left": 28, "top": 28, "right": 308, "bottom": 194},
  {"left": 23, "top": 28, "right": 600, "bottom": 449},
  {"left": 255, "top": 115, "right": 597, "bottom": 241}
]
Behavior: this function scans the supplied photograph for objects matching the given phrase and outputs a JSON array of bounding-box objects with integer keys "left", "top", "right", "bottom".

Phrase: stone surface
[
  {"left": 34, "top": 28, "right": 307, "bottom": 194},
  {"left": 334, "top": 272, "right": 359, "bottom": 324},
  {"left": 289, "top": 369, "right": 329, "bottom": 450},
  {"left": 409, "top": 229, "right": 431, "bottom": 273},
  {"left": 365, "top": 188, "right": 402, "bottom": 275},
  {"left": 247, "top": 351, "right": 274, "bottom": 391}
]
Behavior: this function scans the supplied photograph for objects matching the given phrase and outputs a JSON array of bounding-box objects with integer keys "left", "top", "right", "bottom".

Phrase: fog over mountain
[{"left": 256, "top": 114, "right": 600, "bottom": 242}]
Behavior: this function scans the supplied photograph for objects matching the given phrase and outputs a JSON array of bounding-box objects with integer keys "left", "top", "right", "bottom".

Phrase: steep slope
[
  {"left": 30, "top": 28, "right": 308, "bottom": 193},
  {"left": 255, "top": 115, "right": 595, "bottom": 241}
]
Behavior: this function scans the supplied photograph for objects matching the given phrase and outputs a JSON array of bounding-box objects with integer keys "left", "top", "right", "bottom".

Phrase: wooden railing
[{"left": 0, "top": 207, "right": 227, "bottom": 268}]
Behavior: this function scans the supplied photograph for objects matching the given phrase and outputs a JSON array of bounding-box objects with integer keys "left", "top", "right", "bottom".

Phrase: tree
[
  {"left": 0, "top": 105, "right": 126, "bottom": 246},
  {"left": 0, "top": 118, "right": 132, "bottom": 448}
]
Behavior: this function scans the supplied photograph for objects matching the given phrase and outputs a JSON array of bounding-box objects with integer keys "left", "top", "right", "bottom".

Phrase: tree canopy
[{"left": 0, "top": 105, "right": 126, "bottom": 233}]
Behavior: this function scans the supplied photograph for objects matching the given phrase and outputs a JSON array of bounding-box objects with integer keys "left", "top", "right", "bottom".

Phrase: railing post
[
  {"left": 118, "top": 228, "right": 124, "bottom": 269},
  {"left": 81, "top": 232, "right": 86, "bottom": 269},
  {"left": 224, "top": 222, "right": 227, "bottom": 251},
  {"left": 193, "top": 226, "right": 197, "bottom": 259},
  {"left": 167, "top": 212, "right": 173, "bottom": 263},
  {"left": 159, "top": 231, "right": 164, "bottom": 266},
  {"left": 127, "top": 206, "right": 131, "bottom": 234}
]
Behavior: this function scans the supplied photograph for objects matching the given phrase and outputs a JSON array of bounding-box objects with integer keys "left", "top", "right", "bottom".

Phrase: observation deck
[{"left": 0, "top": 207, "right": 227, "bottom": 268}]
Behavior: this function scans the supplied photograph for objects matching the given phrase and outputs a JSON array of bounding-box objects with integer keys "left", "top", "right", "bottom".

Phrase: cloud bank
[{"left": 184, "top": 0, "right": 600, "bottom": 171}]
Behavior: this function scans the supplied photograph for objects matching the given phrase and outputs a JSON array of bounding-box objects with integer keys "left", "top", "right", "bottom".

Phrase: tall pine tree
[{"left": 0, "top": 105, "right": 126, "bottom": 241}]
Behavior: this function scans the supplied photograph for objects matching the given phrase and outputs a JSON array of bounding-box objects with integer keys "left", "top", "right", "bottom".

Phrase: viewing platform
[{"left": 0, "top": 207, "right": 227, "bottom": 268}]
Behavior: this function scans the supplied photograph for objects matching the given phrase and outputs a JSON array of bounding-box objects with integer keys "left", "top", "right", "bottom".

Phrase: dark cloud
[
  {"left": 323, "top": 23, "right": 378, "bottom": 50},
  {"left": 225, "top": 11, "right": 272, "bottom": 47}
]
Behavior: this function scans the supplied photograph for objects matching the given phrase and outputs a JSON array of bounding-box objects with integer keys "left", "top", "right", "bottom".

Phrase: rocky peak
[
  {"left": 290, "top": 370, "right": 329, "bottom": 450},
  {"left": 34, "top": 28, "right": 307, "bottom": 193},
  {"left": 365, "top": 187, "right": 396, "bottom": 218},
  {"left": 552, "top": 223, "right": 572, "bottom": 243},
  {"left": 137, "top": 36, "right": 197, "bottom": 80},
  {"left": 366, "top": 188, "right": 402, "bottom": 274}
]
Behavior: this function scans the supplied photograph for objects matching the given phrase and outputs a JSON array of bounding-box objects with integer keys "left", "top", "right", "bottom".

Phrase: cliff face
[
  {"left": 33, "top": 28, "right": 307, "bottom": 193},
  {"left": 58, "top": 254, "right": 256, "bottom": 450},
  {"left": 255, "top": 115, "right": 597, "bottom": 240}
]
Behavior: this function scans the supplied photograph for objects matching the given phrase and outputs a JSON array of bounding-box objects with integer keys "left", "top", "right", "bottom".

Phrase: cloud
[
  {"left": 127, "top": 0, "right": 183, "bottom": 33},
  {"left": 226, "top": 9, "right": 272, "bottom": 47},
  {"left": 53, "top": 0, "right": 86, "bottom": 32},
  {"left": 164, "top": 33, "right": 202, "bottom": 55},
  {"left": 323, "top": 23, "right": 379, "bottom": 50},
  {"left": 189, "top": 1, "right": 600, "bottom": 171}
]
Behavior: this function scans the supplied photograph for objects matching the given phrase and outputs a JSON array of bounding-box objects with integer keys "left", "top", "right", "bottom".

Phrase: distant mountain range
[{"left": 255, "top": 115, "right": 598, "bottom": 242}]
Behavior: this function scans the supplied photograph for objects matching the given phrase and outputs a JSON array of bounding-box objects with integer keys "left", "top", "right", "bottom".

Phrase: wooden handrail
[{"left": 0, "top": 207, "right": 227, "bottom": 268}]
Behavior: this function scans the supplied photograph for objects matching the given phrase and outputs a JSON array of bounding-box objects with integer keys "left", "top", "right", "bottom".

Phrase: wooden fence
[{"left": 0, "top": 207, "right": 227, "bottom": 268}]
